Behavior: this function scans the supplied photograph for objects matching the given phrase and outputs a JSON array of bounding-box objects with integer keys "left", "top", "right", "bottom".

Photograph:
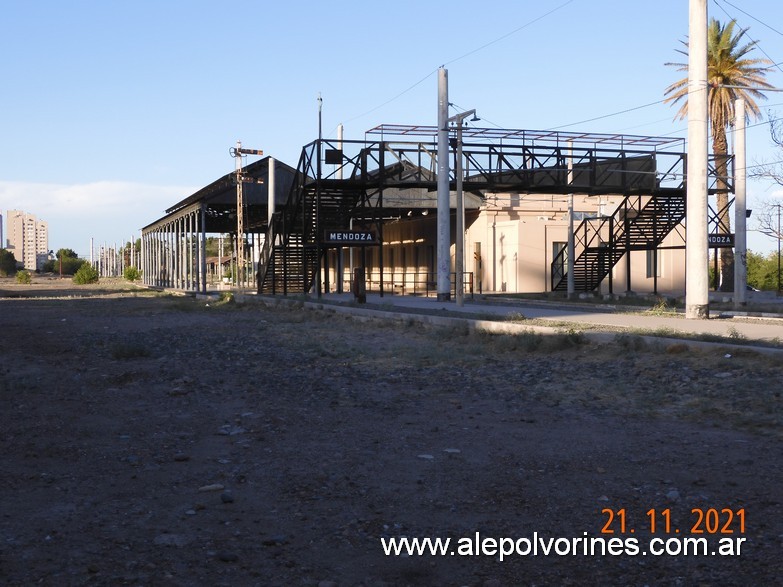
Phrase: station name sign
[
  {"left": 708, "top": 233, "right": 735, "bottom": 248},
  {"left": 323, "top": 230, "right": 378, "bottom": 245}
]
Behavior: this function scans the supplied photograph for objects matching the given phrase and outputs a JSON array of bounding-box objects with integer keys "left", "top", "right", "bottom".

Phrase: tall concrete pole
[
  {"left": 685, "top": 0, "right": 710, "bottom": 319},
  {"left": 336, "top": 123, "right": 346, "bottom": 293},
  {"left": 436, "top": 67, "right": 451, "bottom": 301},
  {"left": 455, "top": 120, "right": 465, "bottom": 306},
  {"left": 567, "top": 140, "right": 575, "bottom": 298},
  {"left": 734, "top": 98, "right": 747, "bottom": 307}
]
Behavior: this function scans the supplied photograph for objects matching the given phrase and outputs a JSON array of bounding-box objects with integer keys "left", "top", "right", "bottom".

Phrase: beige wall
[{"left": 323, "top": 193, "right": 687, "bottom": 296}]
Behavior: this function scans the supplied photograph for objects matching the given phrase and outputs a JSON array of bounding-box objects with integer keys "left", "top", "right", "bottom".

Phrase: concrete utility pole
[
  {"left": 337, "top": 123, "right": 346, "bottom": 293},
  {"left": 436, "top": 67, "right": 451, "bottom": 302},
  {"left": 685, "top": 0, "right": 710, "bottom": 319},
  {"left": 734, "top": 98, "right": 747, "bottom": 307}
]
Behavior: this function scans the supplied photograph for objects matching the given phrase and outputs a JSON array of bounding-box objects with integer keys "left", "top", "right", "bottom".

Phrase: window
[
  {"left": 552, "top": 241, "right": 567, "bottom": 282},
  {"left": 646, "top": 249, "right": 662, "bottom": 278}
]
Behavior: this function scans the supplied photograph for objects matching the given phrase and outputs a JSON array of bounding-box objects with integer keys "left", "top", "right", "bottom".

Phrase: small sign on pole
[
  {"left": 323, "top": 230, "right": 377, "bottom": 245},
  {"left": 708, "top": 233, "right": 735, "bottom": 248}
]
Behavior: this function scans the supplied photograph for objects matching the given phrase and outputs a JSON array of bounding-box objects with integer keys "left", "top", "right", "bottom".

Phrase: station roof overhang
[{"left": 142, "top": 156, "right": 298, "bottom": 234}]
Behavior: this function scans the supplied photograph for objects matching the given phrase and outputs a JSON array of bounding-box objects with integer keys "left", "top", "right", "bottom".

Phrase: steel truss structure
[{"left": 258, "top": 125, "right": 733, "bottom": 296}]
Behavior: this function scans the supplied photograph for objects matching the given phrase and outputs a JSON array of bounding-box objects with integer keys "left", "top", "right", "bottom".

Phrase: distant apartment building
[{"left": 6, "top": 210, "right": 49, "bottom": 270}]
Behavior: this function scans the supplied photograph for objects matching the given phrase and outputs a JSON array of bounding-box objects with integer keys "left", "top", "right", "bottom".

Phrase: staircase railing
[{"left": 551, "top": 192, "right": 686, "bottom": 291}]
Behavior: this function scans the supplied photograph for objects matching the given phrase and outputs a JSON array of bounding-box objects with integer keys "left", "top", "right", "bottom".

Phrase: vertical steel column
[
  {"left": 379, "top": 143, "right": 385, "bottom": 298},
  {"left": 173, "top": 219, "right": 180, "bottom": 289},
  {"left": 152, "top": 232, "right": 157, "bottom": 286},
  {"left": 200, "top": 204, "right": 207, "bottom": 293},
  {"left": 186, "top": 212, "right": 193, "bottom": 290},
  {"left": 567, "top": 141, "right": 575, "bottom": 297},
  {"left": 158, "top": 229, "right": 163, "bottom": 287},
  {"left": 180, "top": 216, "right": 186, "bottom": 289},
  {"left": 167, "top": 224, "right": 173, "bottom": 287},
  {"left": 733, "top": 98, "right": 747, "bottom": 307},
  {"left": 316, "top": 97, "right": 323, "bottom": 297}
]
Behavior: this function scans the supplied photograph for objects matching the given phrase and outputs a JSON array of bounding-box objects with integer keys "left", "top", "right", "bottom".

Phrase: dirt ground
[{"left": 1, "top": 280, "right": 781, "bottom": 586}]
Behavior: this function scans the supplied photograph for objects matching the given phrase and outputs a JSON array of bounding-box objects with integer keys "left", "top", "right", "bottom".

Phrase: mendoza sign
[
  {"left": 323, "top": 230, "right": 378, "bottom": 245},
  {"left": 708, "top": 233, "right": 735, "bottom": 248}
]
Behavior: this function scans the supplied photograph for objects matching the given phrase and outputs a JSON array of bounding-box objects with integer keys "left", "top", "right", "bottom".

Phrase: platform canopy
[{"left": 142, "top": 156, "right": 297, "bottom": 235}]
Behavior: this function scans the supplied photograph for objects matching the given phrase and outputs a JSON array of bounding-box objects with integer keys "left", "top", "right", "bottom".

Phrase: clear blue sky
[{"left": 1, "top": 0, "right": 782, "bottom": 256}]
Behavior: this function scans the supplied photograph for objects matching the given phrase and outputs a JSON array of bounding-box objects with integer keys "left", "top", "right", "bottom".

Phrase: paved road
[{"left": 313, "top": 292, "right": 783, "bottom": 345}]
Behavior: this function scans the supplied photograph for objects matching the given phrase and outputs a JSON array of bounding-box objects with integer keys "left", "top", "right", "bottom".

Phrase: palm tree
[{"left": 664, "top": 18, "right": 772, "bottom": 291}]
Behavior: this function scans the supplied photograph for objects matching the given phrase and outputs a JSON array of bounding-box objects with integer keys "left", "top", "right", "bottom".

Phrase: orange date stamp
[{"left": 601, "top": 508, "right": 746, "bottom": 535}]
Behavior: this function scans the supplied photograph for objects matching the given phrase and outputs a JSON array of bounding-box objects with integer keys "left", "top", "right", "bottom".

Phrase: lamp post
[{"left": 448, "top": 108, "right": 479, "bottom": 307}]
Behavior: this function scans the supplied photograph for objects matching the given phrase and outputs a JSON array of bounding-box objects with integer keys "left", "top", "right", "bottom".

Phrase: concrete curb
[{"left": 259, "top": 295, "right": 783, "bottom": 356}]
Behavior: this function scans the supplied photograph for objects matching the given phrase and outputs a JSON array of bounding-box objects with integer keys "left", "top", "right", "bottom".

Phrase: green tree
[
  {"left": 57, "top": 248, "right": 79, "bottom": 259},
  {"left": 0, "top": 249, "right": 17, "bottom": 276},
  {"left": 16, "top": 269, "right": 32, "bottom": 284},
  {"left": 664, "top": 18, "right": 772, "bottom": 291},
  {"left": 746, "top": 249, "right": 781, "bottom": 290},
  {"left": 73, "top": 263, "right": 99, "bottom": 284},
  {"left": 43, "top": 248, "right": 85, "bottom": 275}
]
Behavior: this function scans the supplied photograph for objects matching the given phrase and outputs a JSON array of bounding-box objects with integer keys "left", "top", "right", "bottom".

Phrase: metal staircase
[
  {"left": 257, "top": 143, "right": 366, "bottom": 294},
  {"left": 551, "top": 190, "right": 686, "bottom": 292}
]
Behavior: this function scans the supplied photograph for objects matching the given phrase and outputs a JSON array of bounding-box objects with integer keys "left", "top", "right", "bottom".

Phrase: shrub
[
  {"left": 16, "top": 269, "right": 32, "bottom": 284},
  {"left": 73, "top": 263, "right": 99, "bottom": 284},
  {"left": 124, "top": 266, "right": 141, "bottom": 282}
]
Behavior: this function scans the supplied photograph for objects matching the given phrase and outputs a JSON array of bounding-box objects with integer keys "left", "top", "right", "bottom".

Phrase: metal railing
[{"left": 337, "top": 271, "right": 474, "bottom": 298}]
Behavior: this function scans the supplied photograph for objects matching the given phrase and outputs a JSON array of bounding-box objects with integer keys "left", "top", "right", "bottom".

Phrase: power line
[
  {"left": 342, "top": 68, "right": 438, "bottom": 125},
  {"left": 714, "top": 0, "right": 783, "bottom": 40},
  {"left": 342, "top": 2, "right": 577, "bottom": 126},
  {"left": 443, "top": 0, "right": 577, "bottom": 67},
  {"left": 712, "top": 0, "right": 783, "bottom": 76},
  {"left": 547, "top": 99, "right": 668, "bottom": 131}
]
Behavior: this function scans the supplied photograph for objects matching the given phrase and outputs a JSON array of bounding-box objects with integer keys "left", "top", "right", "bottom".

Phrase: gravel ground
[{"left": 1, "top": 282, "right": 781, "bottom": 586}]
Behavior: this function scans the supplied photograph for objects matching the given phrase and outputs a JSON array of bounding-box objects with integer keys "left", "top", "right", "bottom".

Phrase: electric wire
[
  {"left": 443, "top": 0, "right": 577, "bottom": 67},
  {"left": 341, "top": 2, "right": 577, "bottom": 127},
  {"left": 714, "top": 0, "right": 783, "bottom": 41},
  {"left": 712, "top": 0, "right": 783, "bottom": 76},
  {"left": 342, "top": 68, "right": 439, "bottom": 125},
  {"left": 546, "top": 99, "right": 669, "bottom": 131}
]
